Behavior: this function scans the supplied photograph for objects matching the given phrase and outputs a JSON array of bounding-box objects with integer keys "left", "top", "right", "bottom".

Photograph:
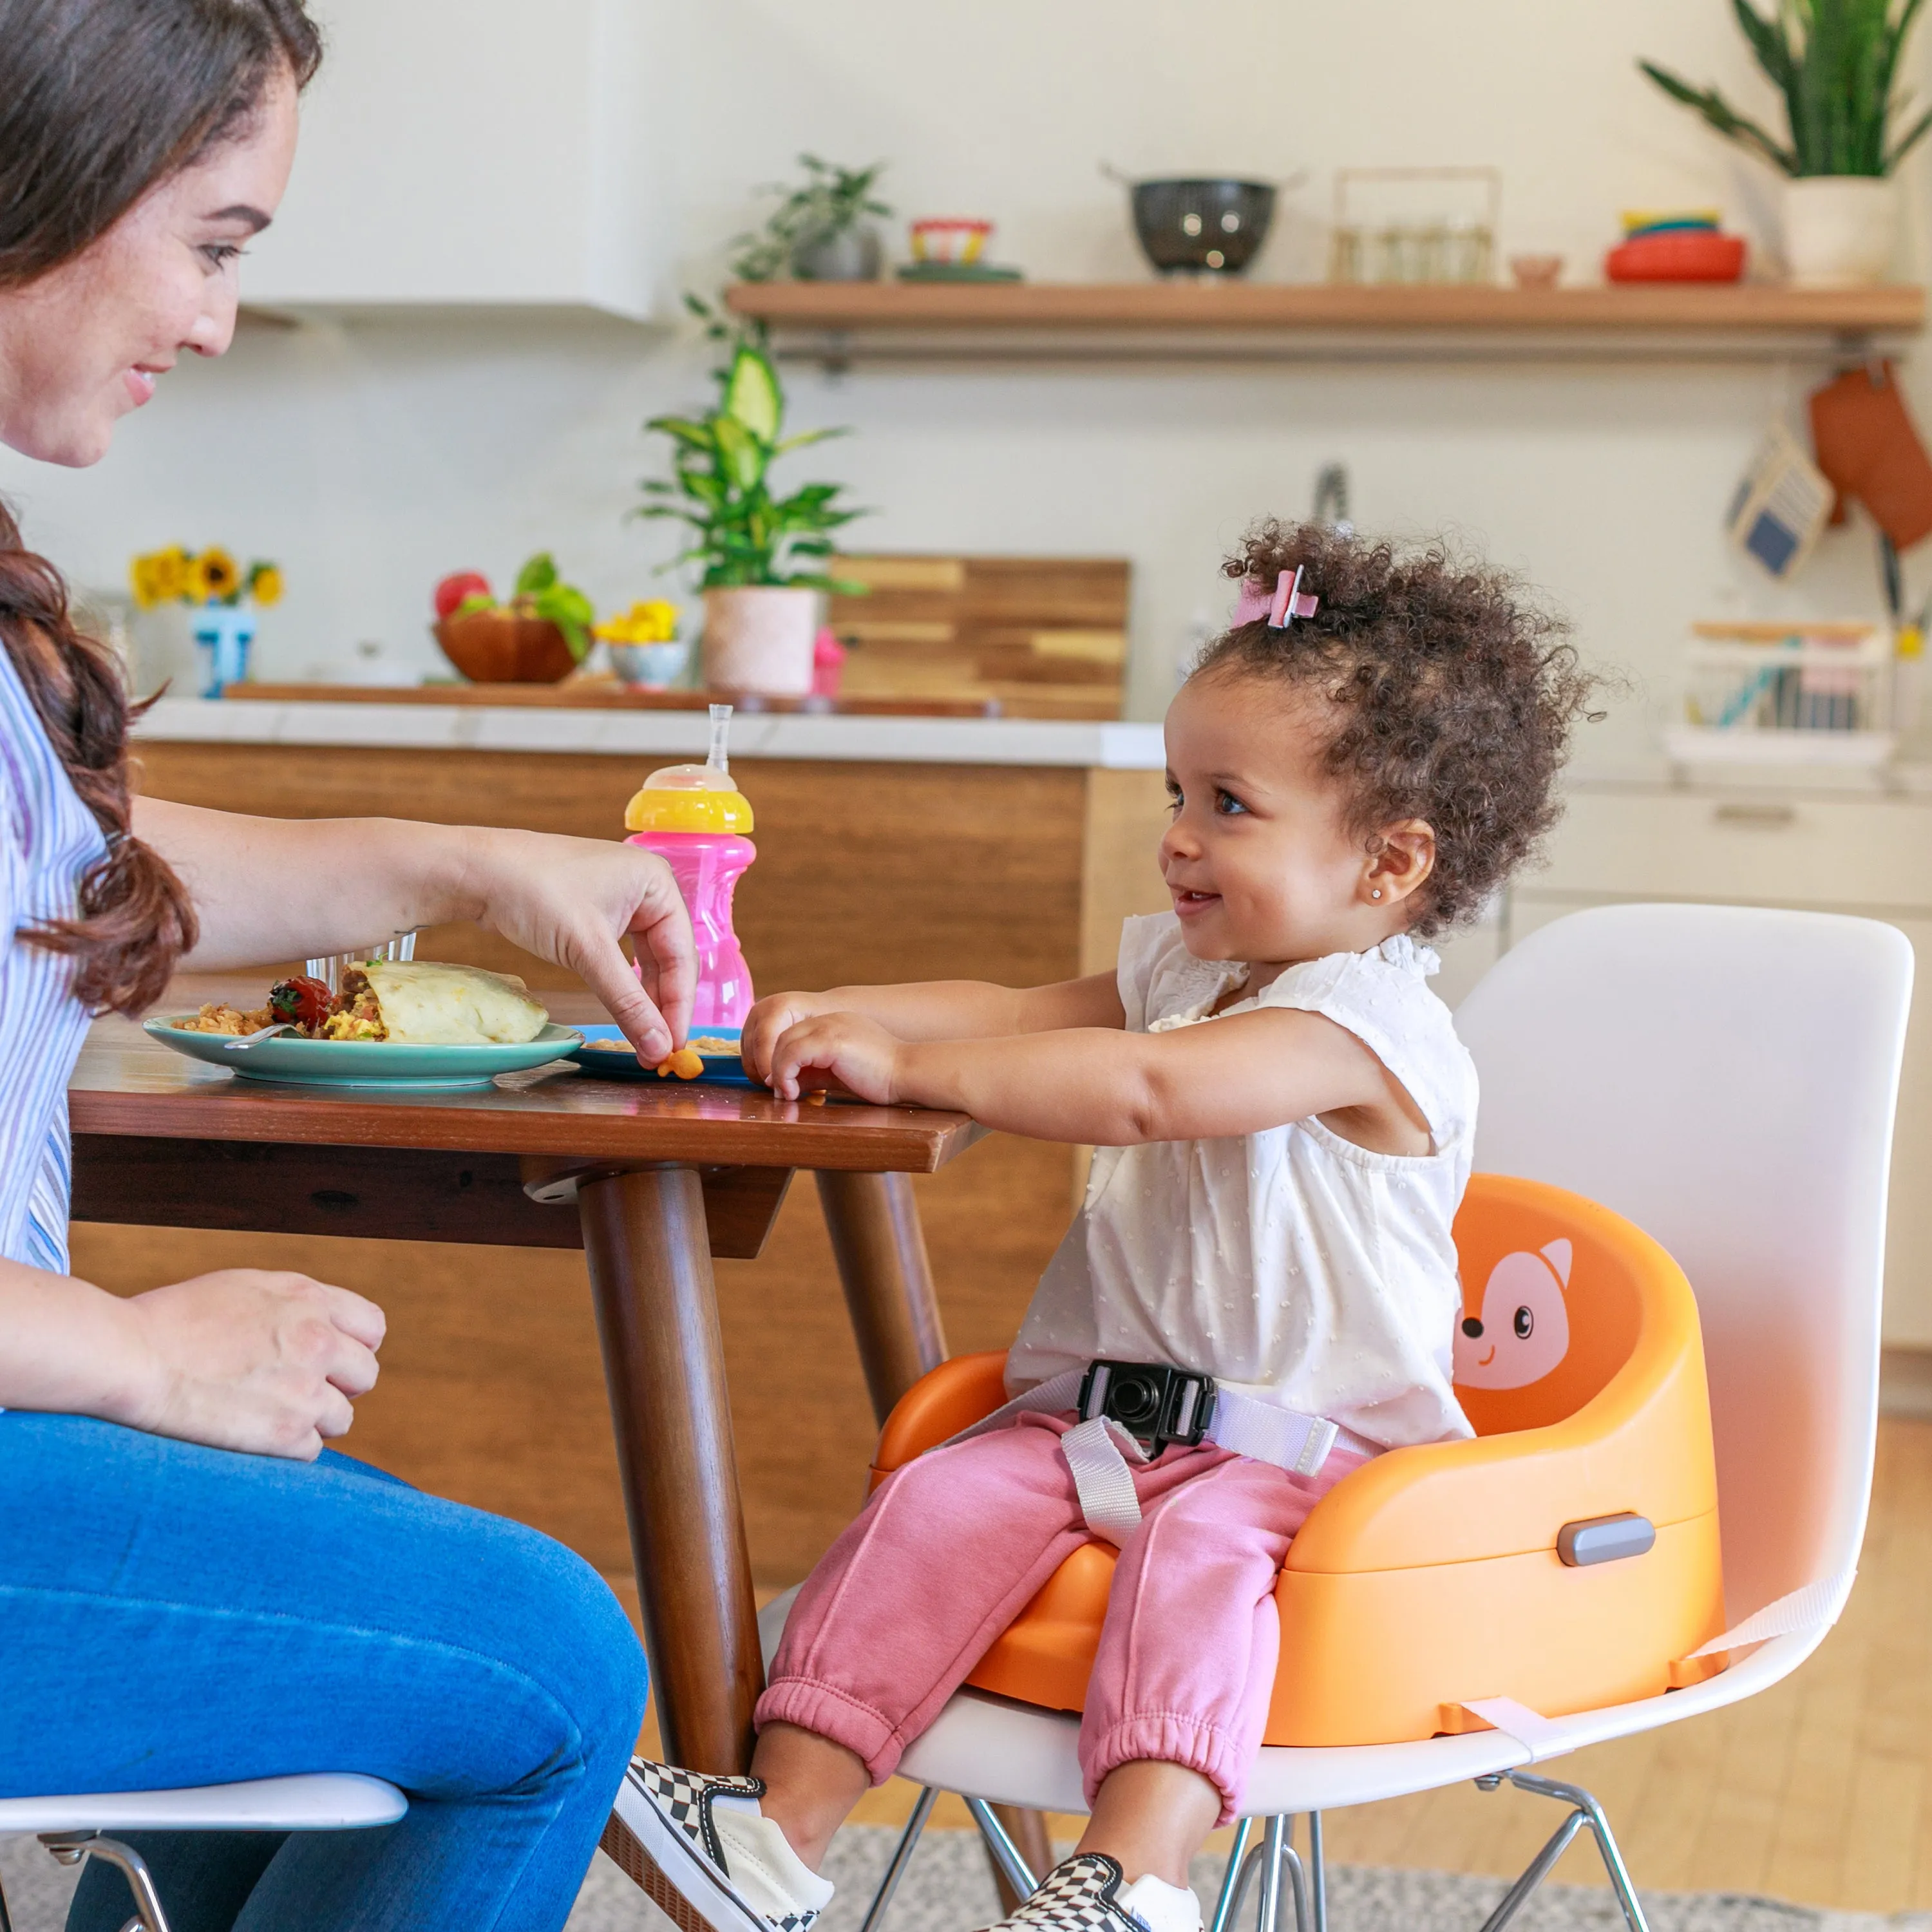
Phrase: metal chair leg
[
  {"left": 1307, "top": 1812, "right": 1327, "bottom": 1932},
  {"left": 41, "top": 1832, "right": 172, "bottom": 1932},
  {"left": 1473, "top": 1769, "right": 1651, "bottom": 1932},
  {"left": 1209, "top": 1819, "right": 1256, "bottom": 1932},
  {"left": 1256, "top": 1816, "right": 1316, "bottom": 1932},
  {"left": 856, "top": 1785, "right": 939, "bottom": 1932},
  {"left": 1280, "top": 1837, "right": 1312, "bottom": 1932},
  {"left": 1255, "top": 1817, "right": 1286, "bottom": 1932},
  {"left": 964, "top": 1795, "right": 1041, "bottom": 1903}
]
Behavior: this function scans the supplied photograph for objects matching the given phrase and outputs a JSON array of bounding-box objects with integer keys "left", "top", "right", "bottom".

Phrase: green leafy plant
[
  {"left": 513, "top": 553, "right": 596, "bottom": 659},
  {"left": 1640, "top": 0, "right": 1932, "bottom": 176},
  {"left": 730, "top": 155, "right": 891, "bottom": 283},
  {"left": 638, "top": 343, "right": 866, "bottom": 590},
  {"left": 449, "top": 551, "right": 596, "bottom": 661}
]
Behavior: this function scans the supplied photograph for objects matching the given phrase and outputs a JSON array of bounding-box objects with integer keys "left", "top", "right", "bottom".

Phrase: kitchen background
[
  {"left": 3, "top": 0, "right": 1925, "bottom": 768},
  {"left": 19, "top": 6, "right": 1932, "bottom": 1911}
]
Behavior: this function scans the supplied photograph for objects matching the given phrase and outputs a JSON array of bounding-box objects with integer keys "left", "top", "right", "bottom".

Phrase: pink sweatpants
[{"left": 757, "top": 1411, "right": 1366, "bottom": 1823}]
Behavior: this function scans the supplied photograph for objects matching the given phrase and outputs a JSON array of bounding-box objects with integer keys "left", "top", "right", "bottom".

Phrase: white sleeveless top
[{"left": 1006, "top": 913, "right": 1479, "bottom": 1450}]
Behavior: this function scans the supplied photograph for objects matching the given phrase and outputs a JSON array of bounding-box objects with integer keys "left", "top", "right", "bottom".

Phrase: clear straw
[{"left": 706, "top": 702, "right": 733, "bottom": 775}]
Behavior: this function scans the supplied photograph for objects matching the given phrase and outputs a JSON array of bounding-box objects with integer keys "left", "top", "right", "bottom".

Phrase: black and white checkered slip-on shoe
[
  {"left": 975, "top": 1853, "right": 1202, "bottom": 1932},
  {"left": 602, "top": 1758, "right": 835, "bottom": 1932}
]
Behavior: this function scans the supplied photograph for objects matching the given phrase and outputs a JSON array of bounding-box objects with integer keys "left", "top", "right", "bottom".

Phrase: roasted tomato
[{"left": 267, "top": 974, "right": 335, "bottom": 1028}]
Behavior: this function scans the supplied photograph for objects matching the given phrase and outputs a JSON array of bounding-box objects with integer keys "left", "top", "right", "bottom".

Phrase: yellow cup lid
[{"left": 625, "top": 762, "right": 754, "bottom": 833}]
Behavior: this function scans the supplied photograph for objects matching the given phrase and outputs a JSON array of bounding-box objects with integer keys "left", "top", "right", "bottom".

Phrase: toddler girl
[{"left": 607, "top": 522, "right": 1594, "bottom": 1932}]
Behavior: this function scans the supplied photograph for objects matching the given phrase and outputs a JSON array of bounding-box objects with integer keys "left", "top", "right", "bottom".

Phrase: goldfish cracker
[{"left": 655, "top": 1046, "right": 705, "bottom": 1080}]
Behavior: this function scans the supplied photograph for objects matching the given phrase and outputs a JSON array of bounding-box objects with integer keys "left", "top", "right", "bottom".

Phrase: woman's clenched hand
[{"left": 113, "top": 1269, "right": 387, "bottom": 1461}]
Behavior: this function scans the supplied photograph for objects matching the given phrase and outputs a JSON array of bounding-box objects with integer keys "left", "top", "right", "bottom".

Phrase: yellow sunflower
[
  {"left": 129, "top": 555, "right": 162, "bottom": 610},
  {"left": 151, "top": 546, "right": 192, "bottom": 603},
  {"left": 194, "top": 547, "right": 242, "bottom": 603},
  {"left": 249, "top": 563, "right": 285, "bottom": 608}
]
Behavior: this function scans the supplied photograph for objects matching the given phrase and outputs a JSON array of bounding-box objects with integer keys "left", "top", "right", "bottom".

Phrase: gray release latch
[{"left": 1557, "top": 1513, "right": 1656, "bottom": 1567}]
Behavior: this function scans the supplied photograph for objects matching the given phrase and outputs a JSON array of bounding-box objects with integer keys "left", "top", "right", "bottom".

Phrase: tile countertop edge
[{"left": 131, "top": 698, "right": 1170, "bottom": 770}]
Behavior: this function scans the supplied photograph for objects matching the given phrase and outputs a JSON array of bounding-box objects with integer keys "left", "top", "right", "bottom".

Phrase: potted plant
[
  {"left": 1641, "top": 1, "right": 1932, "bottom": 287},
  {"left": 431, "top": 553, "right": 595, "bottom": 684},
  {"left": 731, "top": 154, "right": 891, "bottom": 284},
  {"left": 638, "top": 343, "right": 865, "bottom": 696},
  {"left": 130, "top": 543, "right": 283, "bottom": 697}
]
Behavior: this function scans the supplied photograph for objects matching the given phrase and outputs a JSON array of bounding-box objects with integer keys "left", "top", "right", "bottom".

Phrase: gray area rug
[{"left": 1, "top": 1825, "right": 1921, "bottom": 1932}]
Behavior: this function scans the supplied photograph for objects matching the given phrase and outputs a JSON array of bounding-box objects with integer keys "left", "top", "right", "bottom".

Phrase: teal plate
[
  {"left": 567, "top": 1023, "right": 757, "bottom": 1086},
  {"left": 146, "top": 1017, "right": 585, "bottom": 1088}
]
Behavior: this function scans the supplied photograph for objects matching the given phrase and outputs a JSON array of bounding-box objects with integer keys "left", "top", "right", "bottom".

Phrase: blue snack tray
[{"left": 566, "top": 1023, "right": 758, "bottom": 1087}]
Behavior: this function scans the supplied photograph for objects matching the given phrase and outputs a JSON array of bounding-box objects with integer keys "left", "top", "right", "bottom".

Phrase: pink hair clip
[{"left": 1233, "top": 567, "right": 1319, "bottom": 630}]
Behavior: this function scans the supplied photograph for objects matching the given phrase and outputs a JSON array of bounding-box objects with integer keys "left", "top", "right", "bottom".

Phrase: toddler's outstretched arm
[
  {"left": 767, "top": 1005, "right": 1430, "bottom": 1154},
  {"left": 741, "top": 971, "right": 1123, "bottom": 1086}
]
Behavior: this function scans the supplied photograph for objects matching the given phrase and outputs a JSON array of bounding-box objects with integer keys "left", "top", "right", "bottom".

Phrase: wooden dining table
[{"left": 66, "top": 981, "right": 985, "bottom": 1777}]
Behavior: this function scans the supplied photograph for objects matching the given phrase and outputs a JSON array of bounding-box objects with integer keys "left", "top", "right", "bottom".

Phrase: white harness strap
[
  {"left": 942, "top": 1368, "right": 1086, "bottom": 1449},
  {"left": 1209, "top": 1396, "right": 1344, "bottom": 1479},
  {"left": 1687, "top": 1565, "right": 1858, "bottom": 1658},
  {"left": 933, "top": 1365, "right": 1379, "bottom": 1544},
  {"left": 1059, "top": 1417, "right": 1150, "bottom": 1545}
]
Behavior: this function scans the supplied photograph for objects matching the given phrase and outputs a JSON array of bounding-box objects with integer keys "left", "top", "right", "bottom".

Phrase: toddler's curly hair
[{"left": 1193, "top": 521, "right": 1598, "bottom": 938}]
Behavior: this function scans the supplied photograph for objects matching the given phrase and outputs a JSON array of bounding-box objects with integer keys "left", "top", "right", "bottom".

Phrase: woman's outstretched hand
[
  {"left": 135, "top": 802, "right": 697, "bottom": 1063},
  {"left": 459, "top": 828, "right": 695, "bottom": 1060},
  {"left": 115, "top": 1269, "right": 386, "bottom": 1461}
]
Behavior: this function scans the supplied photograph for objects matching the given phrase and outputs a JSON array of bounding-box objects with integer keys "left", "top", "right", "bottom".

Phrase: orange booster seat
[{"left": 868, "top": 1174, "right": 1726, "bottom": 1748}]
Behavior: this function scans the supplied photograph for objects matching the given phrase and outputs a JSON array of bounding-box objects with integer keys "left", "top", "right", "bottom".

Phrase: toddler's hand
[
  {"left": 768, "top": 1012, "right": 904, "bottom": 1104},
  {"left": 743, "top": 990, "right": 835, "bottom": 1086}
]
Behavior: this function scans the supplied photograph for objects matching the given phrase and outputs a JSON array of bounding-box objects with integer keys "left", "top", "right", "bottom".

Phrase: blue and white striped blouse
[{"left": 0, "top": 649, "right": 106, "bottom": 1273}]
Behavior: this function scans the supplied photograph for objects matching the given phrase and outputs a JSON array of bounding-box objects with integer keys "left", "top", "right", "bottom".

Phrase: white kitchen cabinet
[
  {"left": 1508, "top": 782, "right": 1932, "bottom": 1346},
  {"left": 242, "top": 0, "right": 666, "bottom": 319}
]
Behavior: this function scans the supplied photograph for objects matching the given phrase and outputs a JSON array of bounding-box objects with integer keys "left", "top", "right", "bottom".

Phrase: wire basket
[
  {"left": 1666, "top": 622, "right": 1897, "bottom": 768},
  {"left": 304, "top": 931, "right": 417, "bottom": 995}
]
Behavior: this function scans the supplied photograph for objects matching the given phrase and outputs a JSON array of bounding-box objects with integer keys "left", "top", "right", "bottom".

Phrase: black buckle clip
[{"left": 1077, "top": 1359, "right": 1218, "bottom": 1454}]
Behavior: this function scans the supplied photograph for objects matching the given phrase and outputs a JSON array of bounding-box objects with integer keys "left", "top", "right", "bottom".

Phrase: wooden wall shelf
[{"left": 725, "top": 279, "right": 1925, "bottom": 366}]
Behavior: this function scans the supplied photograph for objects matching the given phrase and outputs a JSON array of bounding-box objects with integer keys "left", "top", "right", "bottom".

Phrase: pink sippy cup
[{"left": 624, "top": 703, "right": 756, "bottom": 1028}]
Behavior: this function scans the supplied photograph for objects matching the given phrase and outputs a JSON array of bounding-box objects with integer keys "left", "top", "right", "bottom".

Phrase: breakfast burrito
[{"left": 325, "top": 961, "right": 549, "bottom": 1045}]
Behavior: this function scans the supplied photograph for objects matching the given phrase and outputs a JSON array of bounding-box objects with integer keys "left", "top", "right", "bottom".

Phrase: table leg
[
  {"left": 578, "top": 1165, "right": 762, "bottom": 1774},
  {"left": 815, "top": 1170, "right": 949, "bottom": 1425}
]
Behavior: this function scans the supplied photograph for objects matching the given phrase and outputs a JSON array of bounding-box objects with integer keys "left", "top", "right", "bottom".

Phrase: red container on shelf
[{"left": 1604, "top": 230, "right": 1748, "bottom": 283}]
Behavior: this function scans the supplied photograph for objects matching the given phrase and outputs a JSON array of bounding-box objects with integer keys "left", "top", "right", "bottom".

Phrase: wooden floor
[{"left": 657, "top": 1418, "right": 1932, "bottom": 1914}]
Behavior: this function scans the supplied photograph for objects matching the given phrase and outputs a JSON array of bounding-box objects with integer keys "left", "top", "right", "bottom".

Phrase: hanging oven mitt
[{"left": 1808, "top": 361, "right": 1932, "bottom": 550}]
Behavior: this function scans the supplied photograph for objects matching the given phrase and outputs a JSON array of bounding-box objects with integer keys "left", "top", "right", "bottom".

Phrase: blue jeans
[{"left": 0, "top": 1412, "right": 649, "bottom": 1932}]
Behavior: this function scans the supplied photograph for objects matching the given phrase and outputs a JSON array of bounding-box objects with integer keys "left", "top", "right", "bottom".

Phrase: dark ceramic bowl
[{"left": 1128, "top": 178, "right": 1276, "bottom": 276}]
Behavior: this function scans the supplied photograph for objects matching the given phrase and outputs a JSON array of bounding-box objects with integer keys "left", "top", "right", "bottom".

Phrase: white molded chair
[
  {"left": 0, "top": 1775, "right": 406, "bottom": 1932},
  {"left": 760, "top": 902, "right": 1913, "bottom": 1932}
]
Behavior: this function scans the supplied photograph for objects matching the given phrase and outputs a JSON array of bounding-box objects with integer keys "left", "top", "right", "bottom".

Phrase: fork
[{"left": 223, "top": 1022, "right": 299, "bottom": 1051}]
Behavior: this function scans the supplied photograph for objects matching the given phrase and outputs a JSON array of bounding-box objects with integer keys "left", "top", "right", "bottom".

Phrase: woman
[{"left": 0, "top": 4, "right": 689, "bottom": 1926}]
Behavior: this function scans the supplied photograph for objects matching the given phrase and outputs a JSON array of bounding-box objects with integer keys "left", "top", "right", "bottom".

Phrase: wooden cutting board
[{"left": 828, "top": 554, "right": 1130, "bottom": 718}]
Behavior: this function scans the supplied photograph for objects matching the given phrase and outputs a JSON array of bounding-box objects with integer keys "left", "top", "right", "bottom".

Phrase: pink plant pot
[{"left": 701, "top": 587, "right": 818, "bottom": 697}]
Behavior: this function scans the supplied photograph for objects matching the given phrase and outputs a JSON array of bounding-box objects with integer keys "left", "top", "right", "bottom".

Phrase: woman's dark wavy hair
[
  {"left": 0, "top": 0, "right": 321, "bottom": 1013},
  {"left": 1194, "top": 521, "right": 1600, "bottom": 938}
]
